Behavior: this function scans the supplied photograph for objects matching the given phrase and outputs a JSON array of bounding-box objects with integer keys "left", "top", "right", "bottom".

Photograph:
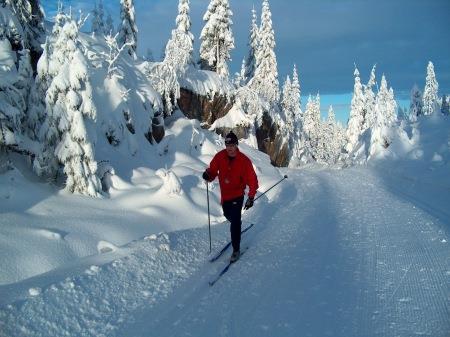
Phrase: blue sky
[{"left": 40, "top": 0, "right": 449, "bottom": 122}]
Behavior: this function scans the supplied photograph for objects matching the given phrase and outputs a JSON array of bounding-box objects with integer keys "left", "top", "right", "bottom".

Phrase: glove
[
  {"left": 243, "top": 197, "right": 254, "bottom": 210},
  {"left": 202, "top": 170, "right": 211, "bottom": 181}
]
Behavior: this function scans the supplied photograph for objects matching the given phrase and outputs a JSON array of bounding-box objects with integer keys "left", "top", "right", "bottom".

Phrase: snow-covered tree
[
  {"left": 250, "top": 0, "right": 279, "bottom": 105},
  {"left": 233, "top": 58, "right": 246, "bottom": 87},
  {"left": 363, "top": 64, "right": 377, "bottom": 130},
  {"left": 0, "top": 38, "right": 25, "bottom": 150},
  {"left": 441, "top": 94, "right": 449, "bottom": 116},
  {"left": 346, "top": 67, "right": 365, "bottom": 153},
  {"left": 369, "top": 74, "right": 397, "bottom": 158},
  {"left": 149, "top": 0, "right": 194, "bottom": 116},
  {"left": 199, "top": 0, "right": 234, "bottom": 78},
  {"left": 105, "top": 11, "right": 114, "bottom": 35},
  {"left": 171, "top": 0, "right": 194, "bottom": 65},
  {"left": 27, "top": 39, "right": 50, "bottom": 140},
  {"left": 422, "top": 61, "right": 439, "bottom": 116},
  {"left": 318, "top": 105, "right": 341, "bottom": 164},
  {"left": 6, "top": 0, "right": 45, "bottom": 63},
  {"left": 117, "top": 0, "right": 138, "bottom": 59},
  {"left": 281, "top": 65, "right": 302, "bottom": 150},
  {"left": 409, "top": 84, "right": 423, "bottom": 120},
  {"left": 91, "top": 0, "right": 105, "bottom": 35},
  {"left": 301, "top": 94, "right": 321, "bottom": 161},
  {"left": 281, "top": 76, "right": 292, "bottom": 120},
  {"left": 101, "top": 32, "right": 132, "bottom": 78},
  {"left": 37, "top": 18, "right": 102, "bottom": 197},
  {"left": 243, "top": 6, "right": 259, "bottom": 83}
]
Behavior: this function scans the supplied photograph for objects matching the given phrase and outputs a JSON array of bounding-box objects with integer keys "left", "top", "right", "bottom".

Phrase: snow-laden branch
[{"left": 100, "top": 32, "right": 133, "bottom": 78}]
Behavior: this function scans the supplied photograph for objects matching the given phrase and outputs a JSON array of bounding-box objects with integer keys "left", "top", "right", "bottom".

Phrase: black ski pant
[{"left": 222, "top": 196, "right": 244, "bottom": 252}]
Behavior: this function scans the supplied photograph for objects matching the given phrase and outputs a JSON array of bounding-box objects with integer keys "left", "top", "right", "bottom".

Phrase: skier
[{"left": 202, "top": 131, "right": 259, "bottom": 262}]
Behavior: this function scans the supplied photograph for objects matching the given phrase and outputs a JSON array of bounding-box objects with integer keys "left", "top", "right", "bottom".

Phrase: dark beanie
[{"left": 225, "top": 131, "right": 238, "bottom": 145}]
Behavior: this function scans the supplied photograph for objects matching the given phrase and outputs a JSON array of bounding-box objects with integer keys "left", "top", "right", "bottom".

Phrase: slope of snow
[
  {"left": 1, "top": 111, "right": 449, "bottom": 337},
  {"left": 1, "top": 165, "right": 448, "bottom": 337}
]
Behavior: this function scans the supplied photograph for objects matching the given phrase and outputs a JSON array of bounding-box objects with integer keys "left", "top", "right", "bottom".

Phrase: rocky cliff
[{"left": 177, "top": 87, "right": 289, "bottom": 167}]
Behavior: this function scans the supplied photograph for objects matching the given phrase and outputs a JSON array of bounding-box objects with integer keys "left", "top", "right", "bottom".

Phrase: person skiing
[{"left": 202, "top": 131, "right": 259, "bottom": 262}]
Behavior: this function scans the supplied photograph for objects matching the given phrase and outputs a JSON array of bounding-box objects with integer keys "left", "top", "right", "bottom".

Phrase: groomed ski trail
[
  {"left": 1, "top": 168, "right": 448, "bottom": 337},
  {"left": 121, "top": 167, "right": 450, "bottom": 337}
]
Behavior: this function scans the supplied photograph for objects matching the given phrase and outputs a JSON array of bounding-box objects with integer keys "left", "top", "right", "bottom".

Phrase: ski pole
[
  {"left": 206, "top": 181, "right": 212, "bottom": 253},
  {"left": 253, "top": 175, "right": 288, "bottom": 202}
]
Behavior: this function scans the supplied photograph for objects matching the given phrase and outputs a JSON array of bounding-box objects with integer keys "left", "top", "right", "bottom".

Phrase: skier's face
[{"left": 226, "top": 144, "right": 237, "bottom": 157}]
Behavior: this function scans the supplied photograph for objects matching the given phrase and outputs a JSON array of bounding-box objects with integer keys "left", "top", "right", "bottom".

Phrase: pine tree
[
  {"left": 346, "top": 67, "right": 365, "bottom": 153},
  {"left": 281, "top": 75, "right": 292, "bottom": 123},
  {"left": 6, "top": 0, "right": 44, "bottom": 50},
  {"left": 363, "top": 64, "right": 377, "bottom": 130},
  {"left": 323, "top": 105, "right": 341, "bottom": 164},
  {"left": 422, "top": 61, "right": 439, "bottom": 116},
  {"left": 5, "top": 0, "right": 45, "bottom": 68},
  {"left": 291, "top": 65, "right": 302, "bottom": 125},
  {"left": 91, "top": 0, "right": 105, "bottom": 35},
  {"left": 150, "top": 0, "right": 194, "bottom": 116},
  {"left": 281, "top": 64, "right": 302, "bottom": 152},
  {"left": 369, "top": 74, "right": 397, "bottom": 157},
  {"left": 37, "top": 18, "right": 102, "bottom": 197},
  {"left": 199, "top": 0, "right": 234, "bottom": 78},
  {"left": 0, "top": 39, "right": 25, "bottom": 150},
  {"left": 233, "top": 58, "right": 246, "bottom": 87},
  {"left": 105, "top": 11, "right": 114, "bottom": 35},
  {"left": 250, "top": 0, "right": 279, "bottom": 105},
  {"left": 441, "top": 94, "right": 449, "bottom": 116},
  {"left": 302, "top": 94, "right": 321, "bottom": 161},
  {"left": 118, "top": 0, "right": 138, "bottom": 59},
  {"left": 27, "top": 39, "right": 50, "bottom": 141},
  {"left": 244, "top": 6, "right": 259, "bottom": 83},
  {"left": 409, "top": 84, "right": 423, "bottom": 120}
]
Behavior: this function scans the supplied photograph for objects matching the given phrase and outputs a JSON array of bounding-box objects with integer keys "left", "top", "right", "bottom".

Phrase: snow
[
  {"left": 0, "top": 39, "right": 17, "bottom": 86},
  {"left": 179, "top": 65, "right": 235, "bottom": 98},
  {"left": 1, "top": 109, "right": 450, "bottom": 337},
  {"left": 1, "top": 4, "right": 449, "bottom": 336},
  {"left": 209, "top": 101, "right": 253, "bottom": 130}
]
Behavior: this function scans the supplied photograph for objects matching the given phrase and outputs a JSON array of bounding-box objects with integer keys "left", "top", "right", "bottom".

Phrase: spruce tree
[
  {"left": 324, "top": 105, "right": 340, "bottom": 164},
  {"left": 369, "top": 74, "right": 397, "bottom": 157},
  {"left": 441, "top": 94, "right": 449, "bottom": 116},
  {"left": 38, "top": 18, "right": 102, "bottom": 197},
  {"left": 409, "top": 84, "right": 423, "bottom": 120},
  {"left": 0, "top": 39, "right": 25, "bottom": 150},
  {"left": 363, "top": 64, "right": 376, "bottom": 130},
  {"left": 346, "top": 67, "right": 365, "bottom": 153},
  {"left": 250, "top": 0, "right": 279, "bottom": 105},
  {"left": 91, "top": 0, "right": 106, "bottom": 35},
  {"left": 105, "top": 12, "right": 114, "bottom": 35},
  {"left": 281, "top": 65, "right": 301, "bottom": 149},
  {"left": 422, "top": 61, "right": 439, "bottom": 116},
  {"left": 118, "top": 0, "right": 138, "bottom": 58},
  {"left": 291, "top": 65, "right": 302, "bottom": 126},
  {"left": 281, "top": 75, "right": 292, "bottom": 124},
  {"left": 199, "top": 0, "right": 234, "bottom": 78},
  {"left": 6, "top": 0, "right": 45, "bottom": 68},
  {"left": 244, "top": 7, "right": 259, "bottom": 83},
  {"left": 150, "top": 0, "right": 194, "bottom": 116}
]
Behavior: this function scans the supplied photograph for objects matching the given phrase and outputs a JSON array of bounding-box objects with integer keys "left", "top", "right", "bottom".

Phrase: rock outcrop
[{"left": 177, "top": 87, "right": 289, "bottom": 167}]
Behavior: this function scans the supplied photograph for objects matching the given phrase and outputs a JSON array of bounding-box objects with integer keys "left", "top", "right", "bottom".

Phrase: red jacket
[{"left": 206, "top": 148, "right": 259, "bottom": 203}]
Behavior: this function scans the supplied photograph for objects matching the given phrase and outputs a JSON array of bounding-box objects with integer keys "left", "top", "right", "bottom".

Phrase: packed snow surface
[{"left": 1, "top": 115, "right": 449, "bottom": 337}]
